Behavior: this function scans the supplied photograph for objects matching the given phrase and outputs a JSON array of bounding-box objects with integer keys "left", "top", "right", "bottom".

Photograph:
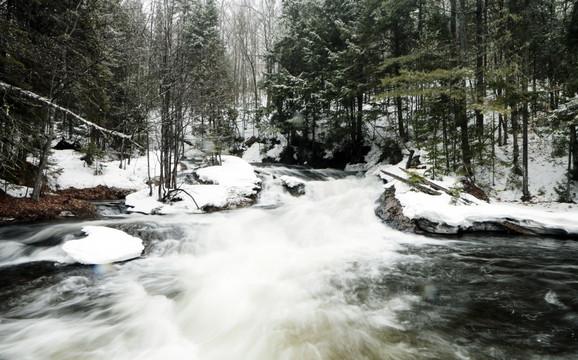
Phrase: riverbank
[
  {"left": 0, "top": 186, "right": 133, "bottom": 223},
  {"left": 374, "top": 165, "right": 578, "bottom": 238}
]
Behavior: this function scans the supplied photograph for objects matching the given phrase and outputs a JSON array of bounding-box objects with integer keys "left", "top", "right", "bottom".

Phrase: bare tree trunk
[
  {"left": 512, "top": 107, "right": 520, "bottom": 172},
  {"left": 32, "top": 108, "right": 55, "bottom": 202},
  {"left": 521, "top": 105, "right": 530, "bottom": 200},
  {"left": 571, "top": 124, "right": 578, "bottom": 180},
  {"left": 475, "top": 0, "right": 485, "bottom": 139},
  {"left": 396, "top": 96, "right": 406, "bottom": 141}
]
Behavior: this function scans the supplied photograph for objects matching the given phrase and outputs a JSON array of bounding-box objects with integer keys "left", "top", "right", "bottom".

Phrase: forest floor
[{"left": 0, "top": 186, "right": 133, "bottom": 223}]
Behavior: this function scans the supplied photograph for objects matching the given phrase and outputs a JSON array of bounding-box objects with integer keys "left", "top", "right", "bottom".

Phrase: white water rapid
[
  {"left": 2, "top": 168, "right": 577, "bottom": 359},
  {"left": 0, "top": 171, "right": 438, "bottom": 360}
]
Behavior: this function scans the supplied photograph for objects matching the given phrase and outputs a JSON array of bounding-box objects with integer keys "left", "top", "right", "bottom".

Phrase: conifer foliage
[{"left": 1, "top": 0, "right": 577, "bottom": 202}]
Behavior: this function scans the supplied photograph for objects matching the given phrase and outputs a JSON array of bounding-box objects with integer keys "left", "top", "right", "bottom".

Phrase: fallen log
[
  {"left": 500, "top": 221, "right": 537, "bottom": 236},
  {"left": 380, "top": 170, "right": 442, "bottom": 196},
  {"left": 399, "top": 168, "right": 475, "bottom": 205}
]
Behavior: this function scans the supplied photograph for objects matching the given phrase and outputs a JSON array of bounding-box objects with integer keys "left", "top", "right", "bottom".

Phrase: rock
[
  {"left": 53, "top": 138, "right": 81, "bottom": 151},
  {"left": 462, "top": 181, "right": 490, "bottom": 202},
  {"left": 280, "top": 175, "right": 306, "bottom": 196},
  {"left": 375, "top": 186, "right": 532, "bottom": 236},
  {"left": 374, "top": 185, "right": 421, "bottom": 233},
  {"left": 378, "top": 139, "right": 403, "bottom": 165}
]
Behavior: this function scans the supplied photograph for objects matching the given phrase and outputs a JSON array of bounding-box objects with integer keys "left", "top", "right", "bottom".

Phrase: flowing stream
[{"left": 0, "top": 166, "right": 577, "bottom": 360}]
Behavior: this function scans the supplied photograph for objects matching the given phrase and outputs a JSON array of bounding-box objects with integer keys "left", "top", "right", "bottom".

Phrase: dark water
[{"left": 0, "top": 172, "right": 576, "bottom": 359}]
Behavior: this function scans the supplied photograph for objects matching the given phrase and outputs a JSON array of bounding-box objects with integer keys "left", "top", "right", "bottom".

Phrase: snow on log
[{"left": 380, "top": 169, "right": 442, "bottom": 196}]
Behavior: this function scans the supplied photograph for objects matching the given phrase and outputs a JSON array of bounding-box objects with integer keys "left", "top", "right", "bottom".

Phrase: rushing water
[{"left": 0, "top": 166, "right": 577, "bottom": 360}]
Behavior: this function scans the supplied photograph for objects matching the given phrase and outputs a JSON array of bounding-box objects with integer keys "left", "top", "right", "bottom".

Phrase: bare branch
[{"left": 0, "top": 81, "right": 143, "bottom": 148}]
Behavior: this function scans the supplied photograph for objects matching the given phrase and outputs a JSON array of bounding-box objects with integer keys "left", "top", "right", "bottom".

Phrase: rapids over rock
[{"left": 0, "top": 165, "right": 576, "bottom": 360}]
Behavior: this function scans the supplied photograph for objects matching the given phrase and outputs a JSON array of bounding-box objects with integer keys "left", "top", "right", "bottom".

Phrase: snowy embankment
[
  {"left": 373, "top": 165, "right": 578, "bottom": 237},
  {"left": 126, "top": 155, "right": 261, "bottom": 214},
  {"left": 4, "top": 150, "right": 261, "bottom": 216}
]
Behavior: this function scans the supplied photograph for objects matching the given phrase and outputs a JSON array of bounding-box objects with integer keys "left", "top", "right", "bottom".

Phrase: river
[{"left": 0, "top": 166, "right": 576, "bottom": 359}]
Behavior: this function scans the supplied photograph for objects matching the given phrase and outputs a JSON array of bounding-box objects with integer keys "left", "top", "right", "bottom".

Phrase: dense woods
[{"left": 1, "top": 0, "right": 577, "bottom": 202}]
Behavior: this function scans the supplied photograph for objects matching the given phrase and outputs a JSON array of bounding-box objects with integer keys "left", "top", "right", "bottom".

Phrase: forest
[{"left": 1, "top": 0, "right": 577, "bottom": 203}]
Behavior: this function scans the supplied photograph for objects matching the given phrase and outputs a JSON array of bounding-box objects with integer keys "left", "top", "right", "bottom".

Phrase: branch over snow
[{"left": 0, "top": 81, "right": 142, "bottom": 148}]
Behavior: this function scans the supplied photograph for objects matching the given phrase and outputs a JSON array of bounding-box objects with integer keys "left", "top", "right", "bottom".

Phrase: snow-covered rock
[
  {"left": 280, "top": 175, "right": 306, "bottom": 196},
  {"left": 195, "top": 155, "right": 260, "bottom": 187},
  {"left": 62, "top": 226, "right": 144, "bottom": 264},
  {"left": 126, "top": 155, "right": 261, "bottom": 215},
  {"left": 375, "top": 165, "right": 578, "bottom": 237}
]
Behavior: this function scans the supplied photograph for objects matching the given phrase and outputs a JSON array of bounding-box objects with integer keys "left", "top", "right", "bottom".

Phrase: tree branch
[{"left": 0, "top": 80, "right": 143, "bottom": 148}]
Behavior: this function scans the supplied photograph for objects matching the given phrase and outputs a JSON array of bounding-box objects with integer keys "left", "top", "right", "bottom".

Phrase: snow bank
[
  {"left": 376, "top": 165, "right": 578, "bottom": 235},
  {"left": 242, "top": 143, "right": 262, "bottom": 163},
  {"left": 126, "top": 155, "right": 260, "bottom": 215},
  {"left": 50, "top": 149, "right": 157, "bottom": 190},
  {"left": 62, "top": 226, "right": 144, "bottom": 264},
  {"left": 196, "top": 155, "right": 259, "bottom": 186}
]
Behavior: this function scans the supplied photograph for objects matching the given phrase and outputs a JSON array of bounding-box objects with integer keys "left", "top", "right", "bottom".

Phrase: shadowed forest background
[{"left": 1, "top": 0, "right": 577, "bottom": 202}]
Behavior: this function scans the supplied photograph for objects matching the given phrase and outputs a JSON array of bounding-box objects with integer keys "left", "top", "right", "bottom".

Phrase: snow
[
  {"left": 50, "top": 149, "right": 156, "bottom": 190},
  {"left": 62, "top": 226, "right": 144, "bottom": 264},
  {"left": 375, "top": 164, "right": 578, "bottom": 235},
  {"left": 280, "top": 175, "right": 304, "bottom": 188},
  {"left": 242, "top": 143, "right": 263, "bottom": 163},
  {"left": 241, "top": 137, "right": 287, "bottom": 163},
  {"left": 125, "top": 155, "right": 260, "bottom": 215},
  {"left": 17, "top": 147, "right": 261, "bottom": 215},
  {"left": 196, "top": 155, "right": 259, "bottom": 187}
]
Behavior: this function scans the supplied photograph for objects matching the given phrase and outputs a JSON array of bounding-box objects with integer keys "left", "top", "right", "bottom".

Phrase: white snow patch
[
  {"left": 62, "top": 226, "right": 144, "bottom": 265},
  {"left": 196, "top": 155, "right": 259, "bottom": 187},
  {"left": 242, "top": 143, "right": 263, "bottom": 163},
  {"left": 50, "top": 149, "right": 158, "bottom": 191}
]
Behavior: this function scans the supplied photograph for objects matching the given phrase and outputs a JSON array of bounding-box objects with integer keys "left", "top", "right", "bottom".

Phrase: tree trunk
[
  {"left": 512, "top": 107, "right": 520, "bottom": 172},
  {"left": 396, "top": 96, "right": 406, "bottom": 141},
  {"left": 521, "top": 105, "right": 530, "bottom": 200},
  {"left": 475, "top": 0, "right": 485, "bottom": 139},
  {"left": 32, "top": 109, "right": 55, "bottom": 202},
  {"left": 571, "top": 124, "right": 578, "bottom": 180},
  {"left": 356, "top": 92, "right": 363, "bottom": 145}
]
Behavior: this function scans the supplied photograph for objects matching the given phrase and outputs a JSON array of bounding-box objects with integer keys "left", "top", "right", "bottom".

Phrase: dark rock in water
[
  {"left": 374, "top": 185, "right": 421, "bottom": 233},
  {"left": 281, "top": 178, "right": 306, "bottom": 196},
  {"left": 201, "top": 196, "right": 257, "bottom": 213},
  {"left": 113, "top": 223, "right": 159, "bottom": 255},
  {"left": 283, "top": 183, "right": 305, "bottom": 196},
  {"left": 0, "top": 261, "right": 90, "bottom": 312}
]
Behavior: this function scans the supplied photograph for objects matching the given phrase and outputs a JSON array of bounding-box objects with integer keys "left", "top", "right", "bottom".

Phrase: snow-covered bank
[
  {"left": 126, "top": 155, "right": 261, "bottom": 214},
  {"left": 2, "top": 148, "right": 263, "bottom": 221},
  {"left": 374, "top": 165, "right": 578, "bottom": 237}
]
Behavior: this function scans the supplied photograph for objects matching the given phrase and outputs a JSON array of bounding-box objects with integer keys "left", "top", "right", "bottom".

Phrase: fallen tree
[
  {"left": 0, "top": 81, "right": 139, "bottom": 144},
  {"left": 0, "top": 80, "right": 143, "bottom": 201}
]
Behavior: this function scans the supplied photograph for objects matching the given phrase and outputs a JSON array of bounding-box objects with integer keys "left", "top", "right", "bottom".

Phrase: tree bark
[
  {"left": 32, "top": 108, "right": 55, "bottom": 202},
  {"left": 396, "top": 96, "right": 407, "bottom": 141},
  {"left": 571, "top": 124, "right": 578, "bottom": 180},
  {"left": 521, "top": 105, "right": 530, "bottom": 200},
  {"left": 475, "top": 0, "right": 485, "bottom": 139}
]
